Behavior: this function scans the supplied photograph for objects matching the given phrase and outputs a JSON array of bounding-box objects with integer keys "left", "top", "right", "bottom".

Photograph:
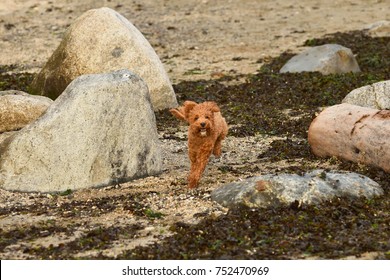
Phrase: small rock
[
  {"left": 342, "top": 80, "right": 390, "bottom": 109},
  {"left": 0, "top": 70, "right": 162, "bottom": 193},
  {"left": 0, "top": 131, "right": 16, "bottom": 145},
  {"left": 280, "top": 44, "right": 360, "bottom": 74},
  {"left": 30, "top": 7, "right": 177, "bottom": 111},
  {"left": 364, "top": 20, "right": 390, "bottom": 37},
  {"left": 211, "top": 170, "right": 383, "bottom": 209},
  {"left": 0, "top": 90, "right": 53, "bottom": 133},
  {"left": 308, "top": 103, "right": 390, "bottom": 172}
]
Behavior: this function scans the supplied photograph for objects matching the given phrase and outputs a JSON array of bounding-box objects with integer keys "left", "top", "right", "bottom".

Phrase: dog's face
[
  {"left": 170, "top": 101, "right": 221, "bottom": 137},
  {"left": 187, "top": 102, "right": 220, "bottom": 137},
  {"left": 188, "top": 105, "right": 214, "bottom": 137}
]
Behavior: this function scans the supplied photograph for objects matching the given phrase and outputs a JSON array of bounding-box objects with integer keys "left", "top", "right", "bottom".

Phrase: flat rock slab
[
  {"left": 342, "top": 80, "right": 390, "bottom": 109},
  {"left": 30, "top": 7, "right": 177, "bottom": 111},
  {"left": 308, "top": 103, "right": 390, "bottom": 172},
  {"left": 0, "top": 90, "right": 53, "bottom": 133},
  {"left": 280, "top": 44, "right": 360, "bottom": 74},
  {"left": 0, "top": 70, "right": 162, "bottom": 193},
  {"left": 211, "top": 170, "right": 383, "bottom": 209}
]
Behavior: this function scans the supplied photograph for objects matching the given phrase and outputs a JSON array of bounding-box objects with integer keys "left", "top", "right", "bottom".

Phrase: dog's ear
[
  {"left": 169, "top": 108, "right": 187, "bottom": 122},
  {"left": 183, "top": 101, "right": 197, "bottom": 119},
  {"left": 169, "top": 101, "right": 197, "bottom": 122},
  {"left": 206, "top": 102, "right": 220, "bottom": 113}
]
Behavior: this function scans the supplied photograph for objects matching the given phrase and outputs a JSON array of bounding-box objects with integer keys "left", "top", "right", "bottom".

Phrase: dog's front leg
[{"left": 188, "top": 147, "right": 212, "bottom": 188}]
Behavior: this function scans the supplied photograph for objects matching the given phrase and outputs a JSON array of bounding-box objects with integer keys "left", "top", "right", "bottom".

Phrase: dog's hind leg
[{"left": 212, "top": 136, "right": 223, "bottom": 157}]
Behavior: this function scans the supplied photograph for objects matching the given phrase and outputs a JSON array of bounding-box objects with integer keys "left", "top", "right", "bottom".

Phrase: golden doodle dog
[{"left": 170, "top": 101, "right": 228, "bottom": 188}]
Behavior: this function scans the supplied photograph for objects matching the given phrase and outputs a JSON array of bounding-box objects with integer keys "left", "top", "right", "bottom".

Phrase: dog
[{"left": 170, "top": 101, "right": 228, "bottom": 188}]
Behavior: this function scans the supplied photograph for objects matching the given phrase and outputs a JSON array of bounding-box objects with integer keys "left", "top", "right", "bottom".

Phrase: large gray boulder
[
  {"left": 0, "top": 90, "right": 53, "bottom": 133},
  {"left": 0, "top": 70, "right": 162, "bottom": 193},
  {"left": 211, "top": 170, "right": 383, "bottom": 209},
  {"left": 342, "top": 80, "right": 390, "bottom": 109},
  {"left": 30, "top": 7, "right": 177, "bottom": 111},
  {"left": 280, "top": 44, "right": 361, "bottom": 74}
]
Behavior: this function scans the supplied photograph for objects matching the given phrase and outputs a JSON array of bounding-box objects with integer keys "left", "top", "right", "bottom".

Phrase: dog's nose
[{"left": 200, "top": 122, "right": 206, "bottom": 127}]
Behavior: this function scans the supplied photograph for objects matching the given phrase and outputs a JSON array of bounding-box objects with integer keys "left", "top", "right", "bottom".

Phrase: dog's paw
[
  {"left": 188, "top": 175, "right": 199, "bottom": 189},
  {"left": 213, "top": 148, "right": 222, "bottom": 157}
]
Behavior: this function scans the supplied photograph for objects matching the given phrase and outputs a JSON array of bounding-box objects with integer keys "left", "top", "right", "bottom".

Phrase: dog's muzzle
[{"left": 199, "top": 122, "right": 208, "bottom": 136}]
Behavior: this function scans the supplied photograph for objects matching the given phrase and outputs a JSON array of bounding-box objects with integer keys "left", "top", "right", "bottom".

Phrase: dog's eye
[
  {"left": 206, "top": 116, "right": 210, "bottom": 119},
  {"left": 194, "top": 116, "right": 199, "bottom": 120}
]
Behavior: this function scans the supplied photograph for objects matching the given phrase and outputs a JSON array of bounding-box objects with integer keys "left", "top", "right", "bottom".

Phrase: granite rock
[
  {"left": 30, "top": 7, "right": 177, "bottom": 111},
  {"left": 0, "top": 70, "right": 162, "bottom": 192}
]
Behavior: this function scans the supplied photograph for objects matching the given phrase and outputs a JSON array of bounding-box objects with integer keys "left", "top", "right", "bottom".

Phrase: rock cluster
[{"left": 1, "top": 7, "right": 178, "bottom": 193}]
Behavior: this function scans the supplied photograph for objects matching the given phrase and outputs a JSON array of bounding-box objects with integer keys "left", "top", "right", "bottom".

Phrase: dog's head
[{"left": 170, "top": 101, "right": 220, "bottom": 137}]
